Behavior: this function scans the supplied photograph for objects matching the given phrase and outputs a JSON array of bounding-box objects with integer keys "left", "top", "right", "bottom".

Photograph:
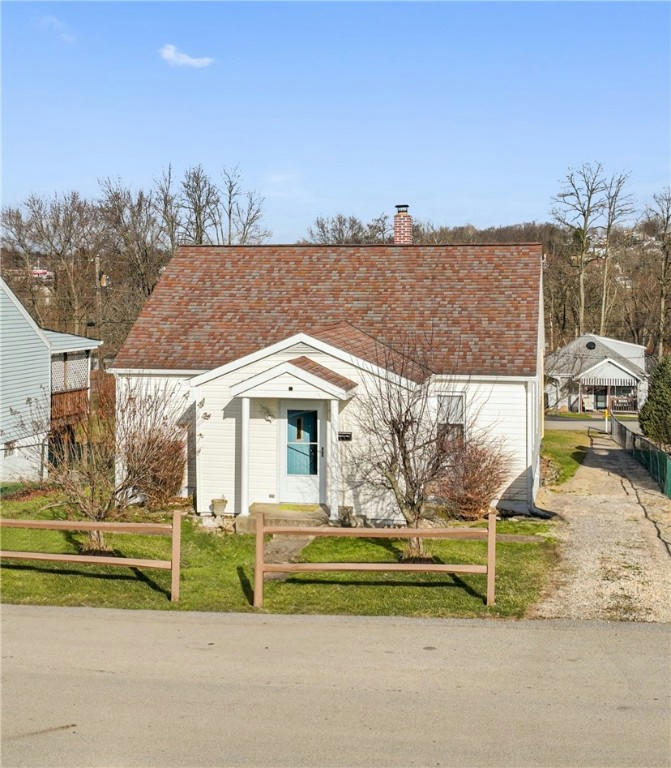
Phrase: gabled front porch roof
[
  {"left": 577, "top": 358, "right": 642, "bottom": 387},
  {"left": 189, "top": 330, "right": 416, "bottom": 390},
  {"left": 230, "top": 357, "right": 357, "bottom": 400}
]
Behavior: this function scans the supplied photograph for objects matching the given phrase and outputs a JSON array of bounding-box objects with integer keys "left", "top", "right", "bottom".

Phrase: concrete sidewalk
[{"left": 2, "top": 605, "right": 670, "bottom": 767}]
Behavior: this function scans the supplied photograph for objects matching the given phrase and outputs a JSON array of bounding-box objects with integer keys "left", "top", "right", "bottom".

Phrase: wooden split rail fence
[
  {"left": 253, "top": 512, "right": 497, "bottom": 608},
  {"left": 0, "top": 510, "right": 182, "bottom": 602}
]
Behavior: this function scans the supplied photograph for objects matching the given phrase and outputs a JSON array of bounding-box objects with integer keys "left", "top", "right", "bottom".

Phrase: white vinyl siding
[
  {"left": 433, "top": 380, "right": 530, "bottom": 506},
  {"left": 194, "top": 344, "right": 370, "bottom": 515},
  {"left": 194, "top": 343, "right": 535, "bottom": 518},
  {"left": 239, "top": 371, "right": 340, "bottom": 400},
  {"left": 0, "top": 284, "right": 50, "bottom": 446},
  {"left": 113, "top": 374, "right": 197, "bottom": 498},
  {"left": 122, "top": 340, "right": 539, "bottom": 519},
  {"left": 0, "top": 432, "right": 48, "bottom": 483}
]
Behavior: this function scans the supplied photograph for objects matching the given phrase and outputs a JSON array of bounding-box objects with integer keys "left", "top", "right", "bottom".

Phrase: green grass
[
  {"left": 1, "top": 490, "right": 557, "bottom": 619},
  {"left": 0, "top": 482, "right": 28, "bottom": 497},
  {"left": 545, "top": 410, "right": 602, "bottom": 420},
  {"left": 542, "top": 429, "right": 589, "bottom": 484}
]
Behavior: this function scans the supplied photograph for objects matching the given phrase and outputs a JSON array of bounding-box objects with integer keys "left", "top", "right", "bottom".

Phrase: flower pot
[{"left": 212, "top": 498, "right": 228, "bottom": 515}]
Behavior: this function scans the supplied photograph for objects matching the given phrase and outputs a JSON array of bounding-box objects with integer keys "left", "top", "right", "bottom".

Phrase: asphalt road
[{"left": 2, "top": 606, "right": 670, "bottom": 767}]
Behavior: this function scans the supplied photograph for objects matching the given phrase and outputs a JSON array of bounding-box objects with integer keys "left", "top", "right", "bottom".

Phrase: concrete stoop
[{"left": 235, "top": 503, "right": 330, "bottom": 534}]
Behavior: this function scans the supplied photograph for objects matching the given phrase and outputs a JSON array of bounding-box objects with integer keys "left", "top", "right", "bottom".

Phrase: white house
[
  {"left": 111, "top": 208, "right": 544, "bottom": 522},
  {"left": 545, "top": 334, "right": 649, "bottom": 413},
  {"left": 0, "top": 278, "right": 102, "bottom": 482}
]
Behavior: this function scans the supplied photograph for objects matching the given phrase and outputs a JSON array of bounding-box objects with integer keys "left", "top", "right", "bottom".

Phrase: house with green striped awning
[{"left": 545, "top": 334, "right": 650, "bottom": 413}]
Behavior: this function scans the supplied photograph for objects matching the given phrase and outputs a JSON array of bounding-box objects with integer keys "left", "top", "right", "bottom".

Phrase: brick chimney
[{"left": 393, "top": 204, "right": 412, "bottom": 245}]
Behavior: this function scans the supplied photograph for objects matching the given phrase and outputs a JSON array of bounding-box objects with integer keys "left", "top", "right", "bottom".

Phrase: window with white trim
[{"left": 437, "top": 394, "right": 465, "bottom": 445}]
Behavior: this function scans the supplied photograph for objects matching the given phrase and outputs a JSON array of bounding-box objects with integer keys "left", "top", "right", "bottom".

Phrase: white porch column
[
  {"left": 328, "top": 398, "right": 339, "bottom": 521},
  {"left": 240, "top": 396, "right": 250, "bottom": 516}
]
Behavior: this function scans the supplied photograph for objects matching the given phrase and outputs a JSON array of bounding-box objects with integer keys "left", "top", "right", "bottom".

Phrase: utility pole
[{"left": 95, "top": 255, "right": 103, "bottom": 373}]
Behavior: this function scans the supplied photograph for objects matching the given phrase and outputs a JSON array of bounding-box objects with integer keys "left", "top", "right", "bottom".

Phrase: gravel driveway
[{"left": 532, "top": 431, "right": 671, "bottom": 623}]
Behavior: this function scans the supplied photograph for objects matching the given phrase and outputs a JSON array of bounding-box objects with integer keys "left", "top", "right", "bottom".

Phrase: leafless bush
[
  {"left": 346, "top": 334, "right": 484, "bottom": 557},
  {"left": 14, "top": 381, "right": 187, "bottom": 550},
  {"left": 124, "top": 433, "right": 185, "bottom": 507},
  {"left": 432, "top": 437, "right": 510, "bottom": 521}
]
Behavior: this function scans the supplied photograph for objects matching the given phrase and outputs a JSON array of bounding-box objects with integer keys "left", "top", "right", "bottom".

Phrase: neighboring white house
[
  {"left": 111, "top": 208, "right": 544, "bottom": 521},
  {"left": 545, "top": 334, "right": 649, "bottom": 413},
  {"left": 0, "top": 278, "right": 102, "bottom": 482}
]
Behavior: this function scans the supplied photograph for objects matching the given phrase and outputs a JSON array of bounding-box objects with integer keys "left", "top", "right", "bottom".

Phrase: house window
[
  {"left": 4, "top": 441, "right": 16, "bottom": 456},
  {"left": 437, "top": 394, "right": 465, "bottom": 446}
]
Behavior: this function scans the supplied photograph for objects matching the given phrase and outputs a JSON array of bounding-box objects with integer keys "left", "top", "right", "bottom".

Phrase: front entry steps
[{"left": 235, "top": 503, "right": 330, "bottom": 534}]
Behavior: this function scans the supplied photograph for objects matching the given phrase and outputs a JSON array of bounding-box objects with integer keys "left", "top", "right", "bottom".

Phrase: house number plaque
[{"left": 337, "top": 432, "right": 352, "bottom": 441}]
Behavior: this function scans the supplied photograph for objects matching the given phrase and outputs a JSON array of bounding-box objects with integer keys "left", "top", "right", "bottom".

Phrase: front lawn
[
  {"left": 542, "top": 429, "right": 589, "bottom": 485},
  {"left": 1, "top": 490, "right": 556, "bottom": 618}
]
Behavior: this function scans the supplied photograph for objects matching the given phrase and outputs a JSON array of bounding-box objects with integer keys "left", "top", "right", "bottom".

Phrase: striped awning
[{"left": 580, "top": 377, "right": 637, "bottom": 387}]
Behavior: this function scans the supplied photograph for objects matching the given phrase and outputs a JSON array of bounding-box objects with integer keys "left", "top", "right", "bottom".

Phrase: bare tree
[
  {"left": 599, "top": 172, "right": 634, "bottom": 335},
  {"left": 1, "top": 206, "right": 48, "bottom": 326},
  {"left": 215, "top": 167, "right": 271, "bottom": 245},
  {"left": 180, "top": 165, "right": 220, "bottom": 245},
  {"left": 305, "top": 213, "right": 391, "bottom": 244},
  {"left": 642, "top": 188, "right": 671, "bottom": 358},
  {"left": 234, "top": 190, "right": 271, "bottom": 244},
  {"left": 2, "top": 192, "right": 103, "bottom": 336},
  {"left": 154, "top": 164, "right": 182, "bottom": 256},
  {"left": 99, "top": 178, "right": 168, "bottom": 299},
  {"left": 14, "top": 381, "right": 187, "bottom": 550},
  {"left": 219, "top": 166, "right": 241, "bottom": 245},
  {"left": 345, "top": 337, "right": 508, "bottom": 557},
  {"left": 552, "top": 163, "right": 607, "bottom": 335}
]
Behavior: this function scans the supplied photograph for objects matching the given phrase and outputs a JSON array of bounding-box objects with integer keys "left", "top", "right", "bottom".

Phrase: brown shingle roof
[
  {"left": 287, "top": 356, "right": 357, "bottom": 392},
  {"left": 114, "top": 244, "right": 542, "bottom": 376},
  {"left": 310, "top": 322, "right": 428, "bottom": 382}
]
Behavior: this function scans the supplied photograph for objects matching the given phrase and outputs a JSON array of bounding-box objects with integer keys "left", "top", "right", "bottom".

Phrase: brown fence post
[
  {"left": 486, "top": 512, "right": 496, "bottom": 606},
  {"left": 171, "top": 509, "right": 181, "bottom": 603},
  {"left": 254, "top": 513, "right": 265, "bottom": 608}
]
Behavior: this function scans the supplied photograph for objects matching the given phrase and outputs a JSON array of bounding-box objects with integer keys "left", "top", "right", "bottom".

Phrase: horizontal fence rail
[
  {"left": 0, "top": 510, "right": 182, "bottom": 602},
  {"left": 253, "top": 513, "right": 496, "bottom": 608},
  {"left": 610, "top": 415, "right": 671, "bottom": 498}
]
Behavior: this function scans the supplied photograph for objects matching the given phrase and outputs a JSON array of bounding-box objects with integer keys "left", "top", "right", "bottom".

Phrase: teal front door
[
  {"left": 287, "top": 409, "right": 318, "bottom": 476},
  {"left": 282, "top": 403, "right": 323, "bottom": 503}
]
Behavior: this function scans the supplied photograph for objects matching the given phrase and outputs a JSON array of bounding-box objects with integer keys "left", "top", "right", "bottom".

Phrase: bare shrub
[
  {"left": 14, "top": 381, "right": 187, "bottom": 550},
  {"left": 344, "top": 333, "right": 503, "bottom": 557},
  {"left": 432, "top": 437, "right": 510, "bottom": 521},
  {"left": 125, "top": 433, "right": 185, "bottom": 507}
]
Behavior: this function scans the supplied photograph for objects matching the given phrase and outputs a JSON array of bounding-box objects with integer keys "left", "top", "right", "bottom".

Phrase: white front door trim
[
  {"left": 240, "top": 396, "right": 250, "bottom": 516},
  {"left": 279, "top": 399, "right": 326, "bottom": 505},
  {"left": 328, "top": 398, "right": 339, "bottom": 520}
]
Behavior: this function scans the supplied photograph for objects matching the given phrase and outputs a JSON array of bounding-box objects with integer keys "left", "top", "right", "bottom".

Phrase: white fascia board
[
  {"left": 189, "top": 333, "right": 414, "bottom": 389},
  {"left": 578, "top": 358, "right": 641, "bottom": 381},
  {"left": 50, "top": 344, "right": 102, "bottom": 355},
  {"left": 109, "top": 368, "right": 206, "bottom": 376},
  {"left": 230, "top": 361, "right": 355, "bottom": 400},
  {"left": 0, "top": 278, "right": 50, "bottom": 350},
  {"left": 592, "top": 334, "right": 645, "bottom": 353}
]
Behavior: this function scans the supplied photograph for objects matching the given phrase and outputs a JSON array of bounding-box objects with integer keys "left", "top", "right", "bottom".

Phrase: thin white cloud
[
  {"left": 262, "top": 172, "right": 307, "bottom": 200},
  {"left": 40, "top": 15, "right": 75, "bottom": 44},
  {"left": 159, "top": 44, "right": 213, "bottom": 69}
]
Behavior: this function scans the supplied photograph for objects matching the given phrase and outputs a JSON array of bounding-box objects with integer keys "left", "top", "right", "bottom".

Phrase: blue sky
[{"left": 2, "top": 1, "right": 670, "bottom": 241}]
